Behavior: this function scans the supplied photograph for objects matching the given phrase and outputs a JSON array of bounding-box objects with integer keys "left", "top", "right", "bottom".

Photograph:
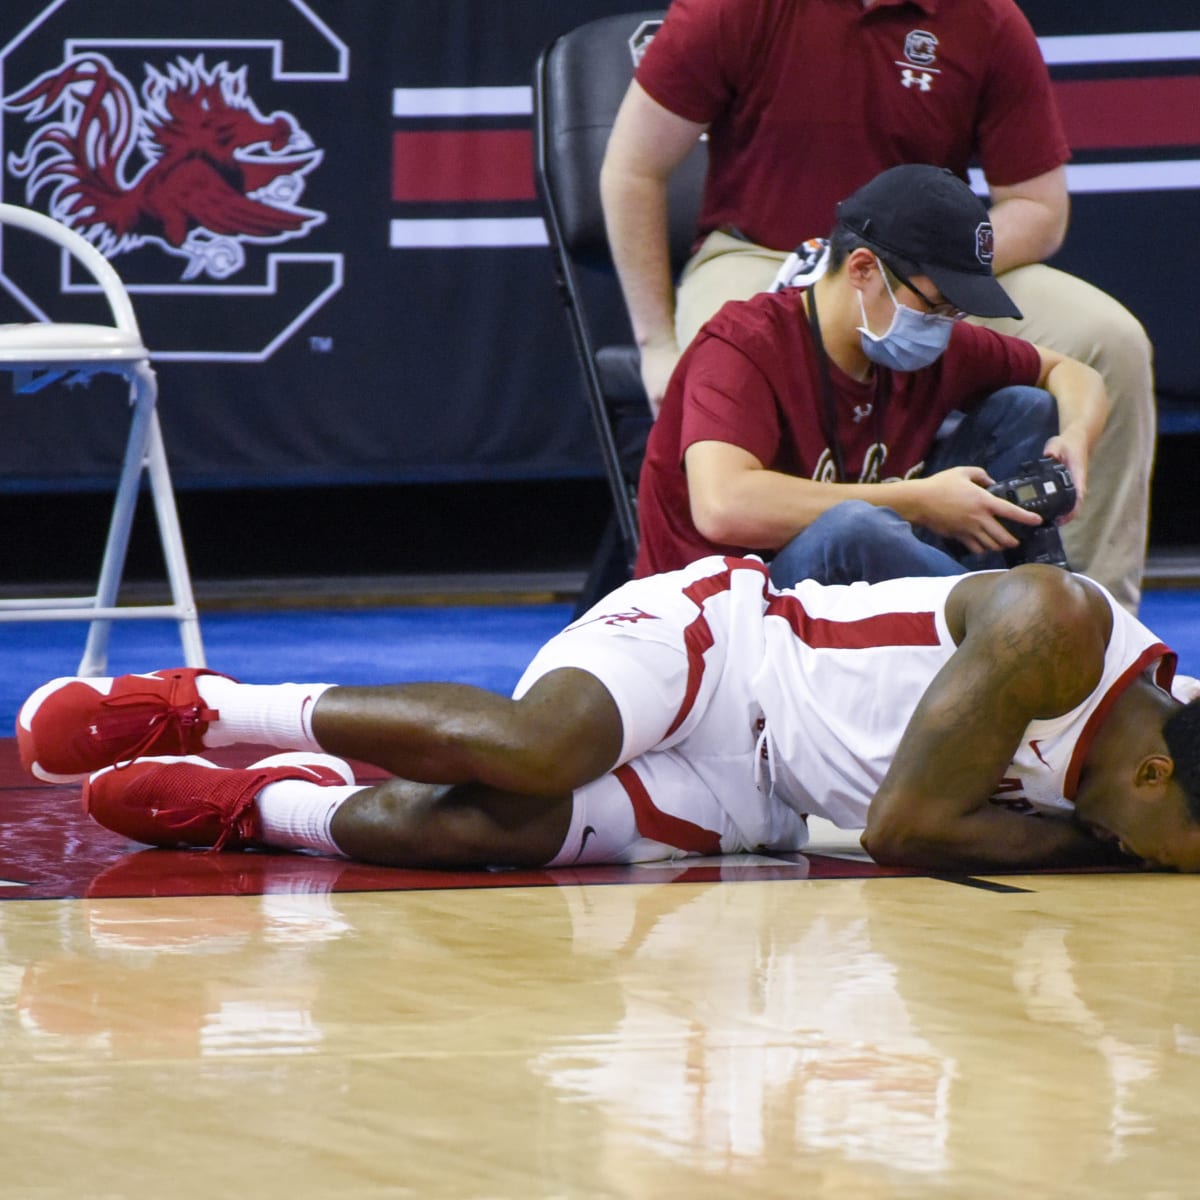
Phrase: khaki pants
[{"left": 675, "top": 231, "right": 1154, "bottom": 613}]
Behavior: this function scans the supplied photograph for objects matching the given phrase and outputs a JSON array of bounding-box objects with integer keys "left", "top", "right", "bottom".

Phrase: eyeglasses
[{"left": 884, "top": 264, "right": 966, "bottom": 321}]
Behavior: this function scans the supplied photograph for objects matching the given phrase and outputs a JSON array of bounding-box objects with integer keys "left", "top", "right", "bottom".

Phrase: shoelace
[
  {"left": 186, "top": 771, "right": 274, "bottom": 853},
  {"left": 202, "top": 766, "right": 343, "bottom": 851},
  {"left": 205, "top": 787, "right": 259, "bottom": 853},
  {"left": 93, "top": 686, "right": 219, "bottom": 770}
]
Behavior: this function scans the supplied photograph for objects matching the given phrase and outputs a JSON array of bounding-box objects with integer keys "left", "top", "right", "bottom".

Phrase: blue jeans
[{"left": 768, "top": 386, "right": 1058, "bottom": 588}]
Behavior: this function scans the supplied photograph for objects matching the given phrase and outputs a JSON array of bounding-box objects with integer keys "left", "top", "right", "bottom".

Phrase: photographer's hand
[
  {"left": 1034, "top": 347, "right": 1108, "bottom": 523},
  {"left": 1042, "top": 434, "right": 1087, "bottom": 523},
  {"left": 914, "top": 466, "right": 1042, "bottom": 555}
]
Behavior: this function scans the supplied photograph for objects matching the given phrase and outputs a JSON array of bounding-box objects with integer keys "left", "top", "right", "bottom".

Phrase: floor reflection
[{"left": 2, "top": 869, "right": 1199, "bottom": 1197}]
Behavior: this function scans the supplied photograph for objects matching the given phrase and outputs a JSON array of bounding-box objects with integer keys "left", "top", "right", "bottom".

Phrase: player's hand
[
  {"left": 639, "top": 339, "right": 681, "bottom": 418},
  {"left": 915, "top": 466, "right": 1042, "bottom": 555},
  {"left": 1041, "top": 435, "right": 1087, "bottom": 523}
]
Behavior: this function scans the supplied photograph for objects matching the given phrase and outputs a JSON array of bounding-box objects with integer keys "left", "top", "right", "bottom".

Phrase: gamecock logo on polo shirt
[{"left": 903, "top": 30, "right": 939, "bottom": 67}]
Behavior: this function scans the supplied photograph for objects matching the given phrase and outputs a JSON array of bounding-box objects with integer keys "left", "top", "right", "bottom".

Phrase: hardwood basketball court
[{"left": 2, "top": 737, "right": 1197, "bottom": 1198}]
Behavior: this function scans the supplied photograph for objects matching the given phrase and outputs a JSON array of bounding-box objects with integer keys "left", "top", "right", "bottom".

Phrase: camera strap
[{"left": 806, "top": 285, "right": 888, "bottom": 483}]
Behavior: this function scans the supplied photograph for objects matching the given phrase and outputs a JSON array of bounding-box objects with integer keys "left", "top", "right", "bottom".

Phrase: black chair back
[{"left": 533, "top": 11, "right": 706, "bottom": 574}]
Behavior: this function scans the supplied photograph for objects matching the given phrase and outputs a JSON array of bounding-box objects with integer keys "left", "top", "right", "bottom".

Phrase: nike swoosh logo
[{"left": 572, "top": 824, "right": 597, "bottom": 864}]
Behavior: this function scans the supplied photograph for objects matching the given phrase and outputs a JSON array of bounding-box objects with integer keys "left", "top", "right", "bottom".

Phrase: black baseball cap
[{"left": 835, "top": 164, "right": 1022, "bottom": 319}]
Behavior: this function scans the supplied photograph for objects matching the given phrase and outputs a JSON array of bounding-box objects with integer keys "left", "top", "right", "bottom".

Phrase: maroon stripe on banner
[
  {"left": 1053, "top": 77, "right": 1200, "bottom": 150},
  {"left": 615, "top": 764, "right": 723, "bottom": 855},
  {"left": 391, "top": 129, "right": 536, "bottom": 201},
  {"left": 765, "top": 593, "right": 940, "bottom": 649}
]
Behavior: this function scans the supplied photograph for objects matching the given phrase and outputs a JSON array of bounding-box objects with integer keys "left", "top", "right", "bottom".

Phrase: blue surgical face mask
[{"left": 857, "top": 258, "right": 955, "bottom": 371}]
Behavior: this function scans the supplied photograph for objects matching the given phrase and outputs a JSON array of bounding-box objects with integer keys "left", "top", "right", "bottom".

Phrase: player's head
[
  {"left": 1078, "top": 696, "right": 1200, "bottom": 872},
  {"left": 1163, "top": 698, "right": 1200, "bottom": 825}
]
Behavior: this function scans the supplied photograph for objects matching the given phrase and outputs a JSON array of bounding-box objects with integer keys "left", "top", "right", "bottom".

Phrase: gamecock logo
[
  {"left": 3, "top": 53, "right": 324, "bottom": 280},
  {"left": 974, "top": 221, "right": 996, "bottom": 266}
]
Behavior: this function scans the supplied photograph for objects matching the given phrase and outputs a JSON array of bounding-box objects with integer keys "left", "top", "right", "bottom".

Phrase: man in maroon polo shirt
[{"left": 601, "top": 0, "right": 1153, "bottom": 613}]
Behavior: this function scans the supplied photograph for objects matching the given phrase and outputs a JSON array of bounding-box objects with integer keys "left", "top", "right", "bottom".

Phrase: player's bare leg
[
  {"left": 308, "top": 668, "right": 624, "bottom": 867},
  {"left": 329, "top": 778, "right": 576, "bottom": 868},
  {"left": 64, "top": 666, "right": 624, "bottom": 868},
  {"left": 310, "top": 668, "right": 623, "bottom": 796}
]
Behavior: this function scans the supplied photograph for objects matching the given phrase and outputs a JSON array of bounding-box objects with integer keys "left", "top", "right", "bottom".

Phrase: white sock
[
  {"left": 256, "top": 778, "right": 365, "bottom": 856},
  {"left": 196, "top": 679, "right": 335, "bottom": 750}
]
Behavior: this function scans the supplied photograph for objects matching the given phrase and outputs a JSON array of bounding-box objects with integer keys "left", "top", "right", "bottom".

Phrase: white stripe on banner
[
  {"left": 390, "top": 218, "right": 549, "bottom": 248},
  {"left": 1039, "top": 30, "right": 1200, "bottom": 64},
  {"left": 392, "top": 86, "right": 533, "bottom": 117},
  {"left": 969, "top": 161, "right": 1200, "bottom": 195},
  {"left": 1065, "top": 160, "right": 1200, "bottom": 193}
]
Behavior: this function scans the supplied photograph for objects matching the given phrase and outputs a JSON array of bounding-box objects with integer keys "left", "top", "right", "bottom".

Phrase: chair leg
[
  {"left": 77, "top": 363, "right": 206, "bottom": 674},
  {"left": 143, "top": 408, "right": 206, "bottom": 668},
  {"left": 76, "top": 370, "right": 156, "bottom": 675}
]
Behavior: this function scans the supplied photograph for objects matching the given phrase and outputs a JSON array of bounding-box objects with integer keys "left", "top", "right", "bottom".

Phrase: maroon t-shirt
[
  {"left": 634, "top": 288, "right": 1042, "bottom": 576},
  {"left": 636, "top": 0, "right": 1070, "bottom": 250}
]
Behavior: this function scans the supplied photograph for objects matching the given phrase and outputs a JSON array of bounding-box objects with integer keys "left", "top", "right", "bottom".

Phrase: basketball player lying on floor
[{"left": 18, "top": 559, "right": 1200, "bottom": 873}]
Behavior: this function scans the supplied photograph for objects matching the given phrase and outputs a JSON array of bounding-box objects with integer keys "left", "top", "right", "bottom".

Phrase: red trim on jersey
[
  {"left": 763, "top": 593, "right": 941, "bottom": 649},
  {"left": 1154, "top": 650, "right": 1178, "bottom": 693},
  {"left": 615, "top": 764, "right": 723, "bottom": 855},
  {"left": 1063, "top": 642, "right": 1174, "bottom": 798},
  {"left": 663, "top": 557, "right": 770, "bottom": 739}
]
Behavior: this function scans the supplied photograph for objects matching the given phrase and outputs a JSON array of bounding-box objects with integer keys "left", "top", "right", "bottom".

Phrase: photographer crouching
[{"left": 633, "top": 165, "right": 1112, "bottom": 599}]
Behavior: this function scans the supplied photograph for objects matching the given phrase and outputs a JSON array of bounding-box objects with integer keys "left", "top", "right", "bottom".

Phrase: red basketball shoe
[
  {"left": 16, "top": 668, "right": 232, "bottom": 783},
  {"left": 83, "top": 753, "right": 356, "bottom": 851}
]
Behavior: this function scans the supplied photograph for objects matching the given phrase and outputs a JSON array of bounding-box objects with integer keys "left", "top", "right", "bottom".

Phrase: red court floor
[{"left": 0, "top": 738, "right": 1141, "bottom": 902}]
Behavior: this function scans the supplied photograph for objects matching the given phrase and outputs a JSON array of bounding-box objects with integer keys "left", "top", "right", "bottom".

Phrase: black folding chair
[{"left": 533, "top": 11, "right": 706, "bottom": 609}]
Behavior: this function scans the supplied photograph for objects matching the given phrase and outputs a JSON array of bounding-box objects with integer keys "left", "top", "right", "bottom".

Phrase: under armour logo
[
  {"left": 852, "top": 402, "right": 873, "bottom": 424},
  {"left": 900, "top": 69, "right": 934, "bottom": 91}
]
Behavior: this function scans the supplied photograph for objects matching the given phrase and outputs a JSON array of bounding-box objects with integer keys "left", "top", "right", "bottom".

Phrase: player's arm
[
  {"left": 600, "top": 81, "right": 707, "bottom": 413},
  {"left": 1031, "top": 344, "right": 1109, "bottom": 519},
  {"left": 987, "top": 165, "right": 1069, "bottom": 273},
  {"left": 861, "top": 567, "right": 1130, "bottom": 870},
  {"left": 684, "top": 441, "right": 1039, "bottom": 555}
]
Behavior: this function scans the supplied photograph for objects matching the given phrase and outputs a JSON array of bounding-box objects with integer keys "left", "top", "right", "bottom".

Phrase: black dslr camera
[{"left": 987, "top": 457, "right": 1075, "bottom": 568}]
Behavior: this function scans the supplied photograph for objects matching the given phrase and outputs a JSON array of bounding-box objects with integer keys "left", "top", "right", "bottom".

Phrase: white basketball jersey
[{"left": 751, "top": 573, "right": 1175, "bottom": 828}]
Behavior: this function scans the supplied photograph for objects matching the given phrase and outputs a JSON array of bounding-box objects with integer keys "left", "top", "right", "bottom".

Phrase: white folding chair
[{"left": 0, "top": 202, "right": 205, "bottom": 674}]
